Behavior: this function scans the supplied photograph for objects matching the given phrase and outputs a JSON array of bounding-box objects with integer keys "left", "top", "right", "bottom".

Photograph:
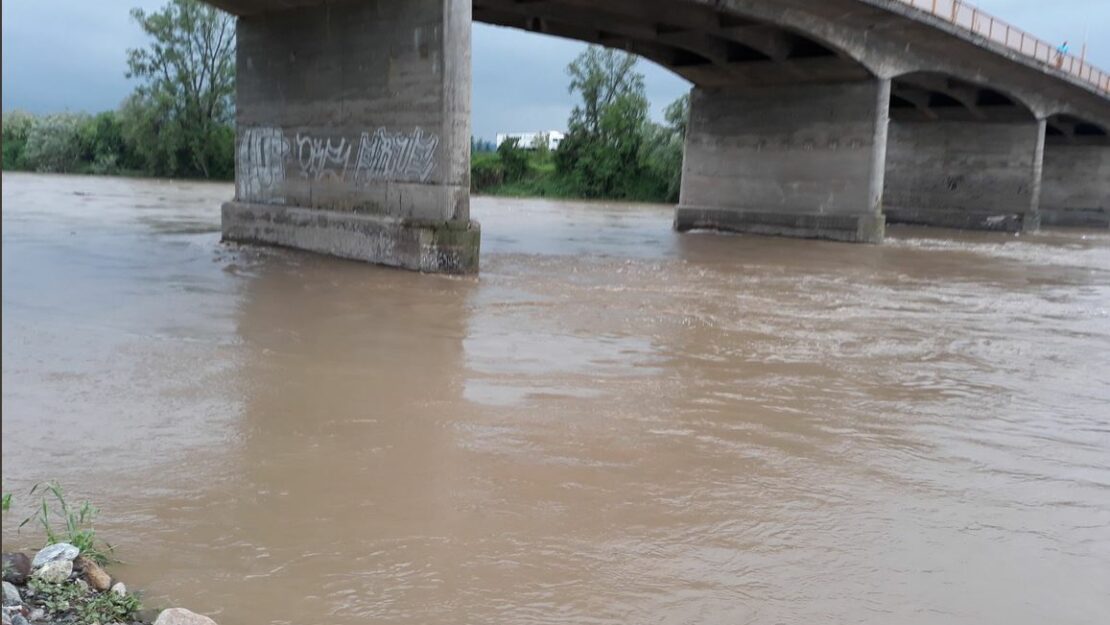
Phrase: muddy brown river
[{"left": 2, "top": 172, "right": 1109, "bottom": 624}]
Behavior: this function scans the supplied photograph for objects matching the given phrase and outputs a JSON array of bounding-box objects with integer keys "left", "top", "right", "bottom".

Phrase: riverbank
[
  {"left": 470, "top": 147, "right": 679, "bottom": 203},
  {"left": 2, "top": 545, "right": 216, "bottom": 625}
]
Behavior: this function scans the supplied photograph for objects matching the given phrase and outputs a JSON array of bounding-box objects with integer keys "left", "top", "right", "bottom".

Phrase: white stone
[
  {"left": 32, "top": 559, "right": 72, "bottom": 584},
  {"left": 110, "top": 581, "right": 127, "bottom": 597},
  {"left": 153, "top": 608, "right": 219, "bottom": 625},
  {"left": 31, "top": 543, "right": 79, "bottom": 569}
]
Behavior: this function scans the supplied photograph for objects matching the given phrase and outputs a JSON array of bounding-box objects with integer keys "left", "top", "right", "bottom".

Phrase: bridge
[{"left": 206, "top": 0, "right": 1110, "bottom": 273}]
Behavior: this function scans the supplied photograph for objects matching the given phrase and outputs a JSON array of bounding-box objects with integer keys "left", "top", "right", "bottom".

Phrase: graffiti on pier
[
  {"left": 295, "top": 135, "right": 352, "bottom": 181},
  {"left": 353, "top": 127, "right": 440, "bottom": 185},
  {"left": 237, "top": 126, "right": 442, "bottom": 202},
  {"left": 238, "top": 126, "right": 290, "bottom": 203}
]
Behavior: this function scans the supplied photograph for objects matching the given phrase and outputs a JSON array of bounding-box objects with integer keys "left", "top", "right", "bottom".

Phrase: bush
[
  {"left": 497, "top": 137, "right": 528, "bottom": 183},
  {"left": 22, "top": 113, "right": 88, "bottom": 173},
  {"left": 2, "top": 110, "right": 36, "bottom": 170},
  {"left": 77, "top": 112, "right": 128, "bottom": 174},
  {"left": 638, "top": 122, "right": 684, "bottom": 203},
  {"left": 471, "top": 152, "right": 504, "bottom": 192}
]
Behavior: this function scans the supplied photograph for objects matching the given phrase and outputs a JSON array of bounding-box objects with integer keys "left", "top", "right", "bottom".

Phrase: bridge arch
[
  {"left": 472, "top": 0, "right": 874, "bottom": 88},
  {"left": 889, "top": 71, "right": 1036, "bottom": 123}
]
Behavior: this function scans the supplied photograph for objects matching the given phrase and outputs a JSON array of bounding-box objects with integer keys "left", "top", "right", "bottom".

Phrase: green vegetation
[
  {"left": 2, "top": 492, "right": 12, "bottom": 511},
  {"left": 2, "top": 0, "right": 233, "bottom": 179},
  {"left": 80, "top": 587, "right": 144, "bottom": 623},
  {"left": 19, "top": 481, "right": 116, "bottom": 566},
  {"left": 472, "top": 47, "right": 688, "bottom": 203},
  {"left": 27, "top": 578, "right": 142, "bottom": 624}
]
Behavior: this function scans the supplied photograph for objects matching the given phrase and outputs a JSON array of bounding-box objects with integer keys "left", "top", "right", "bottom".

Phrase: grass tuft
[{"left": 18, "top": 481, "right": 116, "bottom": 566}]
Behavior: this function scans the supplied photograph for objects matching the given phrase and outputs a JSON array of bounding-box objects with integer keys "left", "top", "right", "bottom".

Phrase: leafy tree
[
  {"left": 22, "top": 113, "right": 88, "bottom": 173},
  {"left": 497, "top": 137, "right": 529, "bottom": 182},
  {"left": 664, "top": 92, "right": 691, "bottom": 139},
  {"left": 556, "top": 46, "right": 650, "bottom": 198},
  {"left": 77, "top": 112, "right": 129, "bottom": 174},
  {"left": 637, "top": 93, "right": 692, "bottom": 202},
  {"left": 565, "top": 46, "right": 645, "bottom": 135},
  {"left": 126, "top": 0, "right": 235, "bottom": 179},
  {"left": 2, "top": 110, "right": 36, "bottom": 170}
]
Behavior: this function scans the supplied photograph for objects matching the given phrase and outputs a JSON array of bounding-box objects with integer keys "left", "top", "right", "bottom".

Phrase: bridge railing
[{"left": 896, "top": 0, "right": 1110, "bottom": 94}]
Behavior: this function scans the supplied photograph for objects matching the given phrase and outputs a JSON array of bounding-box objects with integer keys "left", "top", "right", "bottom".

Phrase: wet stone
[
  {"left": 153, "top": 608, "right": 219, "bottom": 625},
  {"left": 0, "top": 555, "right": 30, "bottom": 585},
  {"left": 76, "top": 556, "right": 111, "bottom": 591},
  {"left": 1, "top": 582, "right": 19, "bottom": 606}
]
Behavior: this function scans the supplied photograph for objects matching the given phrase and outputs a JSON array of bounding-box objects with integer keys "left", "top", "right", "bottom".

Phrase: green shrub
[
  {"left": 471, "top": 152, "right": 504, "bottom": 192},
  {"left": 496, "top": 137, "right": 528, "bottom": 183},
  {"left": 2, "top": 110, "right": 36, "bottom": 170},
  {"left": 22, "top": 113, "right": 89, "bottom": 173},
  {"left": 27, "top": 577, "right": 142, "bottom": 625}
]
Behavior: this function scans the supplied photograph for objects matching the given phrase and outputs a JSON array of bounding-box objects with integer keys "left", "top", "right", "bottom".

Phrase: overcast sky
[{"left": 2, "top": 0, "right": 1107, "bottom": 140}]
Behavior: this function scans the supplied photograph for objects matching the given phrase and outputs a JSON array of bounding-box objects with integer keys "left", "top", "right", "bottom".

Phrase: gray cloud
[{"left": 2, "top": 0, "right": 1106, "bottom": 140}]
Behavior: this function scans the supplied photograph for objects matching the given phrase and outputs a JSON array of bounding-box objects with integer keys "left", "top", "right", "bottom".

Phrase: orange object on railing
[{"left": 895, "top": 0, "right": 1110, "bottom": 94}]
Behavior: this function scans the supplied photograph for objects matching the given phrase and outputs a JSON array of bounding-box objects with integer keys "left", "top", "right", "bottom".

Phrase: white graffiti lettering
[
  {"left": 237, "top": 126, "right": 441, "bottom": 203},
  {"left": 353, "top": 127, "right": 440, "bottom": 185},
  {"left": 238, "top": 126, "right": 289, "bottom": 203},
  {"left": 295, "top": 134, "right": 352, "bottom": 181}
]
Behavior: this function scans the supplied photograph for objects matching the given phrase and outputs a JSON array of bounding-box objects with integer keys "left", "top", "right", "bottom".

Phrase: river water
[{"left": 2, "top": 171, "right": 1109, "bottom": 624}]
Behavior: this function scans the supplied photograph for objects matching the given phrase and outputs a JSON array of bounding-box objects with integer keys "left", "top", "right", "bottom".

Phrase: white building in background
[{"left": 495, "top": 130, "right": 566, "bottom": 151}]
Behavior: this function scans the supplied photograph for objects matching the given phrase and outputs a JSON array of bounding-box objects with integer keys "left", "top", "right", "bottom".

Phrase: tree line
[
  {"left": 3, "top": 1, "right": 687, "bottom": 203},
  {"left": 3, "top": 0, "right": 234, "bottom": 180}
]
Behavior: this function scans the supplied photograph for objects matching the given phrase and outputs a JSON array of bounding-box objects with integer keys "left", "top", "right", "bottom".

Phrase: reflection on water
[{"left": 3, "top": 172, "right": 1110, "bottom": 625}]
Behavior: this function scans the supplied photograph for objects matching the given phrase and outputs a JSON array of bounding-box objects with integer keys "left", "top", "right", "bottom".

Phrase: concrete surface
[
  {"left": 1040, "top": 143, "right": 1110, "bottom": 228},
  {"left": 223, "top": 202, "right": 481, "bottom": 273},
  {"left": 678, "top": 80, "right": 889, "bottom": 242},
  {"left": 884, "top": 120, "right": 1045, "bottom": 232},
  {"left": 225, "top": 0, "right": 478, "bottom": 271}
]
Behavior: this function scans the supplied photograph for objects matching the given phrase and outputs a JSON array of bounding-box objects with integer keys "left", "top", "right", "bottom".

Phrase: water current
[{"left": 2, "top": 172, "right": 1109, "bottom": 624}]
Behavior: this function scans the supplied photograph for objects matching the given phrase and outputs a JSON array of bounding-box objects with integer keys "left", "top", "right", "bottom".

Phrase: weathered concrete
[
  {"left": 1040, "top": 144, "right": 1110, "bottom": 228},
  {"left": 676, "top": 80, "right": 889, "bottom": 243},
  {"left": 223, "top": 202, "right": 480, "bottom": 272},
  {"left": 224, "top": 0, "right": 478, "bottom": 272},
  {"left": 883, "top": 120, "right": 1045, "bottom": 231}
]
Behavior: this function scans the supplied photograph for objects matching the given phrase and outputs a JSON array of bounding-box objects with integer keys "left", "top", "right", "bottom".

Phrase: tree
[
  {"left": 566, "top": 47, "right": 645, "bottom": 135},
  {"left": 497, "top": 137, "right": 529, "bottom": 183},
  {"left": 634, "top": 93, "right": 692, "bottom": 202},
  {"left": 22, "top": 113, "right": 88, "bottom": 173},
  {"left": 77, "top": 112, "right": 130, "bottom": 174},
  {"left": 665, "top": 92, "right": 691, "bottom": 139},
  {"left": 2, "top": 111, "right": 35, "bottom": 170},
  {"left": 556, "top": 46, "right": 650, "bottom": 198},
  {"left": 126, "top": 0, "right": 235, "bottom": 179}
]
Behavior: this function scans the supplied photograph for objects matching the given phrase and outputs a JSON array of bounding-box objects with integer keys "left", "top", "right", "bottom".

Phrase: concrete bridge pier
[
  {"left": 1040, "top": 128, "right": 1110, "bottom": 228},
  {"left": 883, "top": 118, "right": 1046, "bottom": 232},
  {"left": 221, "top": 0, "right": 480, "bottom": 273},
  {"left": 675, "top": 79, "right": 889, "bottom": 243}
]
